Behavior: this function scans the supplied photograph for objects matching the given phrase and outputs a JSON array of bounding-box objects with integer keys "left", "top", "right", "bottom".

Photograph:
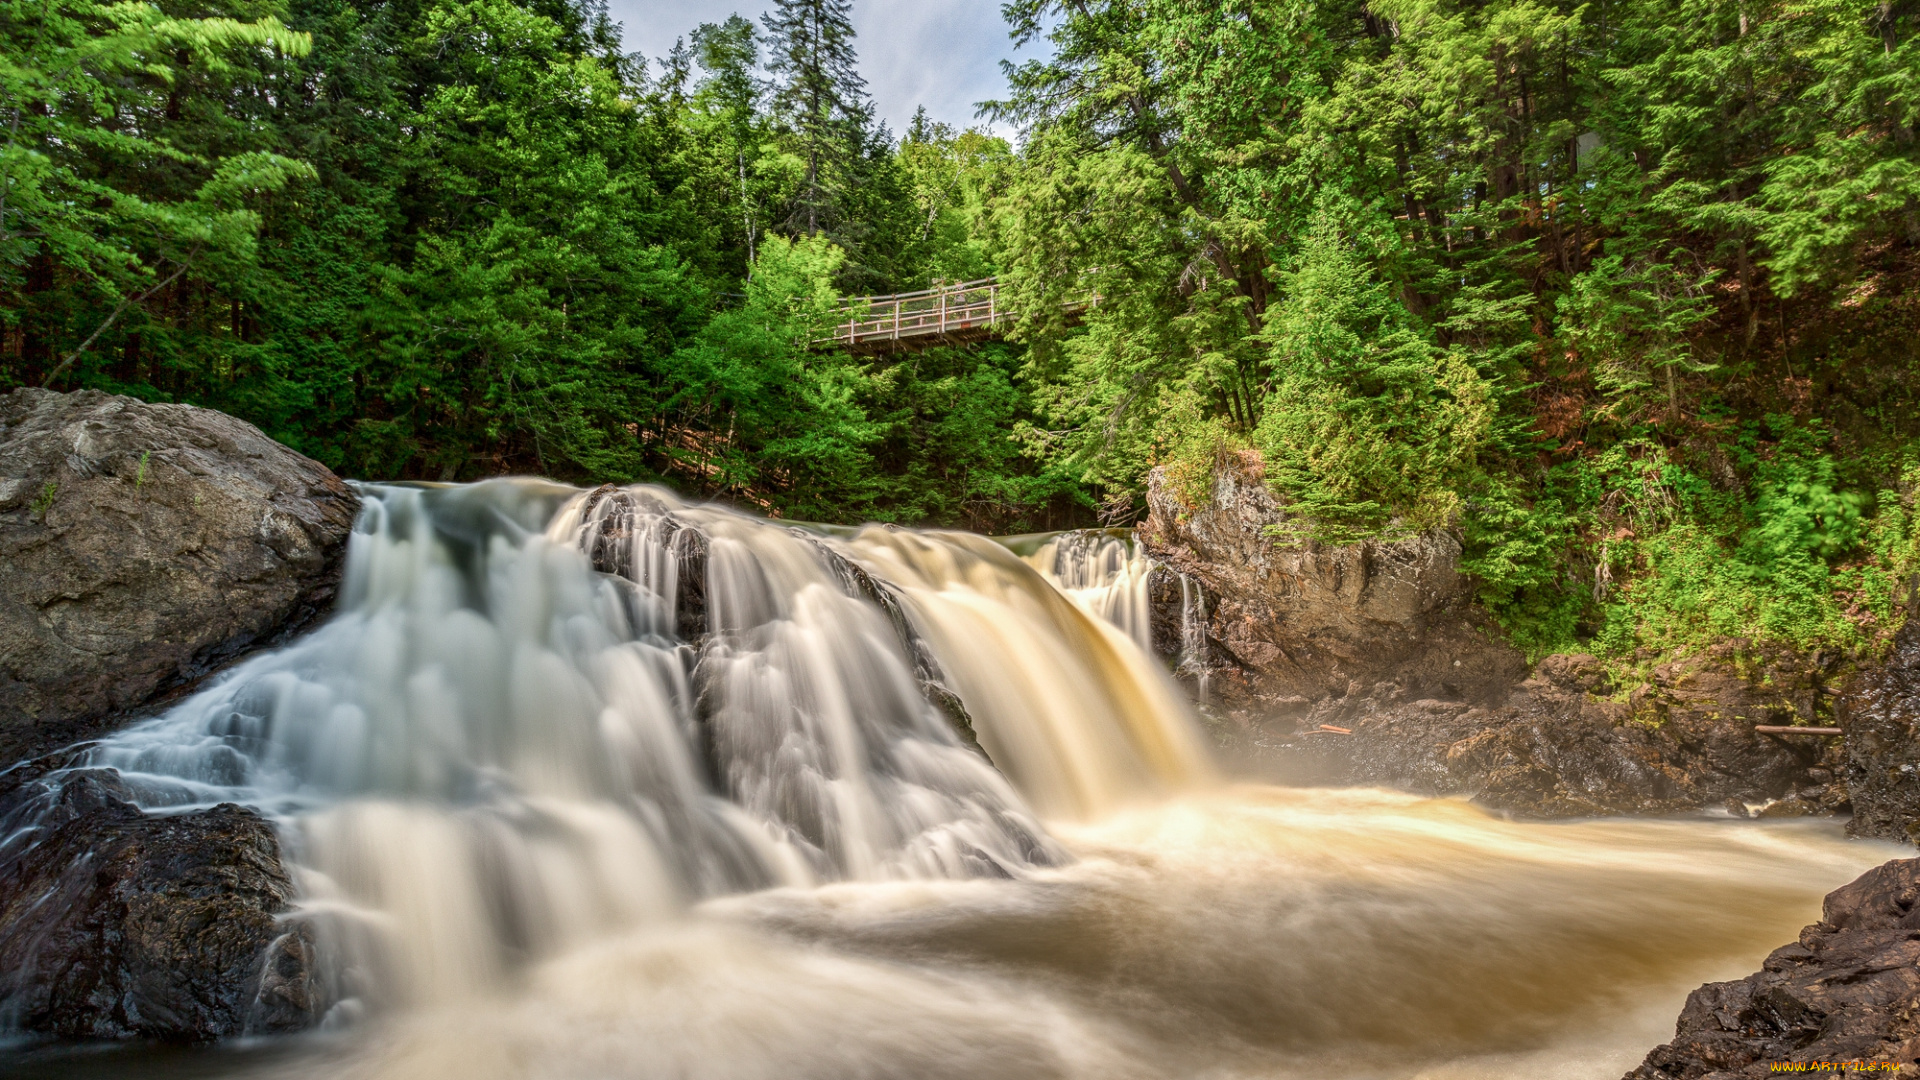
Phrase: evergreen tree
[
  {"left": 693, "top": 15, "right": 767, "bottom": 269},
  {"left": 761, "top": 0, "right": 869, "bottom": 239}
]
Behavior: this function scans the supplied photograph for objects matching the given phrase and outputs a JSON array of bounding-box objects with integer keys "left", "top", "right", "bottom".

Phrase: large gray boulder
[{"left": 0, "top": 389, "right": 358, "bottom": 763}]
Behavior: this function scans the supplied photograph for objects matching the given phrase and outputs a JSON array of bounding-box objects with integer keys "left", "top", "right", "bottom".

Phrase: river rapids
[{"left": 2, "top": 480, "right": 1900, "bottom": 1079}]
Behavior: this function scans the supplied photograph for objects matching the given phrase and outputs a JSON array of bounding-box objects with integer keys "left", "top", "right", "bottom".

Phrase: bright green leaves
[
  {"left": 1554, "top": 254, "right": 1717, "bottom": 425},
  {"left": 662, "top": 235, "right": 879, "bottom": 517},
  {"left": 1256, "top": 210, "right": 1494, "bottom": 537},
  {"left": 1758, "top": 0, "right": 1920, "bottom": 294},
  {"left": 0, "top": 0, "right": 314, "bottom": 376}
]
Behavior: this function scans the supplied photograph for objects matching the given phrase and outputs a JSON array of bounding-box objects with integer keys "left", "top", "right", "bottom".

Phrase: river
[{"left": 1, "top": 480, "right": 1897, "bottom": 1079}]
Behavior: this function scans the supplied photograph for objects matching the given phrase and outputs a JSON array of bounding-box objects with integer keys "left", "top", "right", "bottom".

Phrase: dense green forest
[{"left": 5, "top": 0, "right": 1920, "bottom": 662}]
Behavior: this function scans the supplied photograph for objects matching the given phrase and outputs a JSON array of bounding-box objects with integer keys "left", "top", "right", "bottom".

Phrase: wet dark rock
[
  {"left": 1842, "top": 621, "right": 1920, "bottom": 844},
  {"left": 801, "top": 533, "right": 990, "bottom": 761},
  {"left": 575, "top": 484, "right": 709, "bottom": 640},
  {"left": 0, "top": 763, "right": 321, "bottom": 1041},
  {"left": 1260, "top": 646, "right": 1836, "bottom": 816},
  {"left": 1627, "top": 858, "right": 1920, "bottom": 1078},
  {"left": 0, "top": 389, "right": 359, "bottom": 764},
  {"left": 1143, "top": 460, "right": 1842, "bottom": 816}
]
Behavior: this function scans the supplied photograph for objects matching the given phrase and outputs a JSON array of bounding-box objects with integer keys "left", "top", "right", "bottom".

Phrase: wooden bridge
[{"left": 818, "top": 278, "right": 1090, "bottom": 354}]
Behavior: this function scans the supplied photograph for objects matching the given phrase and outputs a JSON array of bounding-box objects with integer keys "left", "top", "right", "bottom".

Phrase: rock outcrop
[
  {"left": 1142, "top": 457, "right": 1845, "bottom": 816},
  {"left": 1140, "top": 456, "right": 1526, "bottom": 716},
  {"left": 1628, "top": 858, "right": 1920, "bottom": 1078},
  {"left": 1272, "top": 647, "right": 1846, "bottom": 816},
  {"left": 1842, "top": 622, "right": 1920, "bottom": 844},
  {"left": 0, "top": 389, "right": 359, "bottom": 764},
  {"left": 0, "top": 758, "right": 326, "bottom": 1040}
]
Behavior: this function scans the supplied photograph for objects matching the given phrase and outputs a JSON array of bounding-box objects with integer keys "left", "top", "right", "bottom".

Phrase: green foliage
[
  {"left": 987, "top": 0, "right": 1920, "bottom": 659},
  {"left": 1556, "top": 255, "right": 1718, "bottom": 426},
  {"left": 0, "top": 0, "right": 1084, "bottom": 529},
  {"left": 28, "top": 481, "right": 57, "bottom": 521},
  {"left": 1255, "top": 209, "right": 1494, "bottom": 537},
  {"left": 0, "top": 0, "right": 315, "bottom": 384},
  {"left": 1460, "top": 477, "right": 1585, "bottom": 659},
  {"left": 8, "top": 0, "right": 1920, "bottom": 674}
]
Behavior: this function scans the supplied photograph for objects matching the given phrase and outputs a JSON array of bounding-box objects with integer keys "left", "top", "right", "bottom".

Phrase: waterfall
[
  {"left": 1022, "top": 530, "right": 1155, "bottom": 654},
  {"left": 1177, "top": 574, "right": 1211, "bottom": 705},
  {"left": 1025, "top": 530, "right": 1212, "bottom": 705},
  {"left": 57, "top": 480, "right": 1209, "bottom": 1012}
]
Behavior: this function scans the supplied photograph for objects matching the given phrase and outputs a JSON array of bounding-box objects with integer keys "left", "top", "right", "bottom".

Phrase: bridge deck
[{"left": 818, "top": 278, "right": 1089, "bottom": 354}]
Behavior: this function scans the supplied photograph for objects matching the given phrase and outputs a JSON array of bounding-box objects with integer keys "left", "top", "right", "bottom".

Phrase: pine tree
[
  {"left": 694, "top": 16, "right": 766, "bottom": 268},
  {"left": 761, "top": 0, "right": 870, "bottom": 238}
]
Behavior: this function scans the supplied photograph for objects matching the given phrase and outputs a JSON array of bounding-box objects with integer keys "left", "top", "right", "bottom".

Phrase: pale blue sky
[{"left": 602, "top": 0, "right": 1029, "bottom": 137}]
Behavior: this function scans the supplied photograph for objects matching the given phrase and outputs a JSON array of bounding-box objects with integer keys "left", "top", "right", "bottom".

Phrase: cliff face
[
  {"left": 0, "top": 388, "right": 359, "bottom": 763},
  {"left": 1140, "top": 459, "right": 1847, "bottom": 817},
  {"left": 1841, "top": 622, "right": 1920, "bottom": 844},
  {"left": 1139, "top": 457, "right": 1524, "bottom": 716}
]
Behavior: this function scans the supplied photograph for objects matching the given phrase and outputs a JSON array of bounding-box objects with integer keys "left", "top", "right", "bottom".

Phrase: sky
[{"left": 601, "top": 0, "right": 1032, "bottom": 137}]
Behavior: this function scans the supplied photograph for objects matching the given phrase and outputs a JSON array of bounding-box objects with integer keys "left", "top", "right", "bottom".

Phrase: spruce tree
[{"left": 761, "top": 0, "right": 870, "bottom": 239}]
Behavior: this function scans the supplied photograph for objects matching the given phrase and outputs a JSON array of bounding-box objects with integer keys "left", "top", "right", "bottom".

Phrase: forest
[{"left": 5, "top": 0, "right": 1920, "bottom": 664}]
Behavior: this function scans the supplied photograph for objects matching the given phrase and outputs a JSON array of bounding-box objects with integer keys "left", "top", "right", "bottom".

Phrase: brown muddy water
[{"left": 0, "top": 481, "right": 1896, "bottom": 1079}]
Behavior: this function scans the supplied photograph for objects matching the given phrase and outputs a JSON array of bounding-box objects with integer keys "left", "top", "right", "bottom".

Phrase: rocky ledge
[
  {"left": 1140, "top": 456, "right": 1857, "bottom": 818},
  {"left": 0, "top": 758, "right": 328, "bottom": 1039},
  {"left": 0, "top": 389, "right": 358, "bottom": 762},
  {"left": 1629, "top": 858, "right": 1920, "bottom": 1078}
]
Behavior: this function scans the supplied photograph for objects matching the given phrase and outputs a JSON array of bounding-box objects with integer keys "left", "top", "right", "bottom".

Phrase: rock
[
  {"left": 0, "top": 761, "right": 324, "bottom": 1040},
  {"left": 0, "top": 388, "right": 359, "bottom": 763},
  {"left": 1256, "top": 633, "right": 1840, "bottom": 815},
  {"left": 1143, "top": 458, "right": 1843, "bottom": 816},
  {"left": 1139, "top": 457, "right": 1526, "bottom": 717},
  {"left": 1842, "top": 621, "right": 1920, "bottom": 844},
  {"left": 1627, "top": 858, "right": 1920, "bottom": 1078}
]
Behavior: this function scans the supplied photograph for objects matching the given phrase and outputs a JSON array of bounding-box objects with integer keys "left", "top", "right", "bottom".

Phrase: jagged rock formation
[
  {"left": 1628, "top": 858, "right": 1920, "bottom": 1078},
  {"left": 1842, "top": 621, "right": 1920, "bottom": 844},
  {"left": 1277, "top": 647, "right": 1845, "bottom": 816},
  {"left": 0, "top": 388, "right": 359, "bottom": 763},
  {"left": 1139, "top": 455, "right": 1525, "bottom": 715},
  {"left": 1142, "top": 457, "right": 1843, "bottom": 816},
  {"left": 0, "top": 757, "right": 325, "bottom": 1040}
]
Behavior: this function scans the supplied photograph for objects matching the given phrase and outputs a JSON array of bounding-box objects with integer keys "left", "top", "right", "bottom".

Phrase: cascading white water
[
  {"left": 1023, "top": 531, "right": 1156, "bottom": 654},
  {"left": 1177, "top": 573, "right": 1211, "bottom": 704},
  {"left": 7, "top": 482, "right": 1902, "bottom": 1080},
  {"left": 69, "top": 480, "right": 1206, "bottom": 1011},
  {"left": 1024, "top": 530, "right": 1213, "bottom": 705}
]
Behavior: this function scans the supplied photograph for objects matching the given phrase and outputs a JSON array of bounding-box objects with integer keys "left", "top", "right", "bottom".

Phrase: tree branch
[{"left": 40, "top": 256, "right": 195, "bottom": 389}]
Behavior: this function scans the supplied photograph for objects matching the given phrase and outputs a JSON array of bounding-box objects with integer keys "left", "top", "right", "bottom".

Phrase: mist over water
[{"left": 14, "top": 480, "right": 1899, "bottom": 1079}]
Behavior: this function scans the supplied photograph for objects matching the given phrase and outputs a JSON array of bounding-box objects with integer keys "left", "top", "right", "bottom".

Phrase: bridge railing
[
  {"left": 819, "top": 277, "right": 1096, "bottom": 351},
  {"left": 821, "top": 278, "right": 1003, "bottom": 348}
]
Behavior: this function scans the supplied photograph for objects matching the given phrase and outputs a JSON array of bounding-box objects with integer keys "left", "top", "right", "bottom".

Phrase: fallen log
[{"left": 1754, "top": 725, "right": 1843, "bottom": 736}]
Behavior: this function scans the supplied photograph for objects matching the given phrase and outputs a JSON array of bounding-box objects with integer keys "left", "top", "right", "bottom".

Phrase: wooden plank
[{"left": 1754, "top": 726, "right": 1843, "bottom": 735}]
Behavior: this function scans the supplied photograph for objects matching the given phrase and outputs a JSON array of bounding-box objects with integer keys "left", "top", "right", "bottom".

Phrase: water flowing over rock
[
  {"left": 1628, "top": 857, "right": 1920, "bottom": 1078},
  {"left": 0, "top": 479, "right": 1208, "bottom": 1039},
  {"left": 0, "top": 388, "right": 358, "bottom": 763},
  {"left": 0, "top": 758, "right": 316, "bottom": 1040}
]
